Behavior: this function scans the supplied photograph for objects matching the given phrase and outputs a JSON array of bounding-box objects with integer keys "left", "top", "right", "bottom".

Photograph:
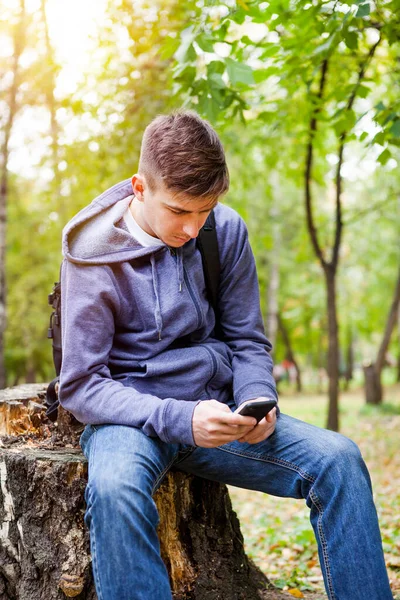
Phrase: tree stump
[{"left": 0, "top": 384, "right": 287, "bottom": 600}]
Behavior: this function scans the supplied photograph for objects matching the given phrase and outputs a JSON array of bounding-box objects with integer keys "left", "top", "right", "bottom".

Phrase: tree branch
[
  {"left": 375, "top": 263, "right": 400, "bottom": 373},
  {"left": 305, "top": 58, "right": 329, "bottom": 268},
  {"left": 331, "top": 37, "right": 381, "bottom": 269}
]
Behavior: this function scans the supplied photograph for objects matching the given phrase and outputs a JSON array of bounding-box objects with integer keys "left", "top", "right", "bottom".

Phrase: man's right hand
[{"left": 192, "top": 400, "right": 257, "bottom": 448}]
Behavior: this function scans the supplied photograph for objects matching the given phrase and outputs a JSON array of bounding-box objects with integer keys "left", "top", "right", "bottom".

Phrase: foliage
[{"left": 2, "top": 0, "right": 400, "bottom": 395}]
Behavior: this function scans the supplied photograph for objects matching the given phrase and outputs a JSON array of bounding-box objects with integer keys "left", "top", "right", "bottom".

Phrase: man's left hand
[{"left": 237, "top": 401, "right": 277, "bottom": 444}]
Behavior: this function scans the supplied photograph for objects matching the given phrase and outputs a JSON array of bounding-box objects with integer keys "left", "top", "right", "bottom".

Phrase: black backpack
[{"left": 46, "top": 211, "right": 221, "bottom": 422}]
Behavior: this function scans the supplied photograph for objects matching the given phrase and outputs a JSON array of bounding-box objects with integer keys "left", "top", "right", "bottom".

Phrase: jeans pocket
[{"left": 173, "top": 445, "right": 196, "bottom": 466}]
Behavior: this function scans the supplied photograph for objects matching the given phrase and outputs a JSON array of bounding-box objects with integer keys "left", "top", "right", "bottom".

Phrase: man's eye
[{"left": 170, "top": 209, "right": 183, "bottom": 215}]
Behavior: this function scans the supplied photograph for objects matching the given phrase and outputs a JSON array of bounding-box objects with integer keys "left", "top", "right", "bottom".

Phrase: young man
[{"left": 59, "top": 111, "right": 392, "bottom": 600}]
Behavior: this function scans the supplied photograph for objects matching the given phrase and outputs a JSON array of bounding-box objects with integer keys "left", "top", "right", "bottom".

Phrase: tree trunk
[
  {"left": 277, "top": 314, "right": 302, "bottom": 392},
  {"left": 363, "top": 363, "right": 383, "bottom": 405},
  {"left": 325, "top": 269, "right": 339, "bottom": 431},
  {"left": 397, "top": 310, "right": 400, "bottom": 383},
  {"left": 266, "top": 191, "right": 281, "bottom": 354},
  {"left": 343, "top": 326, "right": 354, "bottom": 391},
  {"left": 363, "top": 263, "right": 400, "bottom": 405},
  {"left": 0, "top": 384, "right": 291, "bottom": 600},
  {"left": 267, "top": 258, "right": 279, "bottom": 354}
]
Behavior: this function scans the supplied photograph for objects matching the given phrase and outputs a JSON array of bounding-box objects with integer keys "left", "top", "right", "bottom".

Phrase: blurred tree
[
  {"left": 4, "top": 0, "right": 199, "bottom": 385},
  {"left": 364, "top": 264, "right": 400, "bottom": 403}
]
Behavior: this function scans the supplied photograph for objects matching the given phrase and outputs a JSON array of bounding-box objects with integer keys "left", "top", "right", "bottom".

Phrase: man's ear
[{"left": 131, "top": 174, "right": 146, "bottom": 201}]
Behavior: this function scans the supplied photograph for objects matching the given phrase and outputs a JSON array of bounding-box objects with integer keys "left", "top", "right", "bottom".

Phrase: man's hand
[
  {"left": 235, "top": 398, "right": 277, "bottom": 444},
  {"left": 192, "top": 400, "right": 257, "bottom": 448}
]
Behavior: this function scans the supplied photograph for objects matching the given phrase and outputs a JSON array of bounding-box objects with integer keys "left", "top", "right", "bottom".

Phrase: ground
[{"left": 229, "top": 384, "right": 400, "bottom": 600}]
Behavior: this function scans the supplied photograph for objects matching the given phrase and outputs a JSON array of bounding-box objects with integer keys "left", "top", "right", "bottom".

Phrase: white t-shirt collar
[{"left": 123, "top": 196, "right": 165, "bottom": 248}]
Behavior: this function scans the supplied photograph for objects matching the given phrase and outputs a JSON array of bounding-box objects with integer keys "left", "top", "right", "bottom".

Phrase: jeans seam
[
  {"left": 309, "top": 488, "right": 336, "bottom": 600},
  {"left": 151, "top": 456, "right": 179, "bottom": 494},
  {"left": 216, "top": 445, "right": 316, "bottom": 483},
  {"left": 90, "top": 504, "right": 105, "bottom": 600},
  {"left": 86, "top": 430, "right": 104, "bottom": 600},
  {"left": 217, "top": 445, "right": 337, "bottom": 599}
]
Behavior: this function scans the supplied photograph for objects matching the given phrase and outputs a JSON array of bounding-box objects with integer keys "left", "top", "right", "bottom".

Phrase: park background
[{"left": 1, "top": 0, "right": 399, "bottom": 597}]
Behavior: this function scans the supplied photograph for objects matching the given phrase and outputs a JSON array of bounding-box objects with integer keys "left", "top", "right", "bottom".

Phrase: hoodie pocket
[
  {"left": 125, "top": 346, "right": 214, "bottom": 401},
  {"left": 203, "top": 344, "right": 233, "bottom": 392}
]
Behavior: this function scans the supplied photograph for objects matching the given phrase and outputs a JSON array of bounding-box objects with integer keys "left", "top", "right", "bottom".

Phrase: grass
[{"left": 228, "top": 384, "right": 400, "bottom": 598}]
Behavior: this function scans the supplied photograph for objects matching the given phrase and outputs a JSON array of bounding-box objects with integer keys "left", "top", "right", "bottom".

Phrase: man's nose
[{"left": 182, "top": 217, "right": 202, "bottom": 239}]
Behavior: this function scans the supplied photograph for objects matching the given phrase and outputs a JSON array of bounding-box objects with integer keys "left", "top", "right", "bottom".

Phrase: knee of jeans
[
  {"left": 322, "top": 433, "right": 366, "bottom": 476},
  {"left": 88, "top": 461, "right": 154, "bottom": 515}
]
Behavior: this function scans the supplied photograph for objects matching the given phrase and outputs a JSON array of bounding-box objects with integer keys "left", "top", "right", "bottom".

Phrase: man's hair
[{"left": 139, "top": 110, "right": 229, "bottom": 200}]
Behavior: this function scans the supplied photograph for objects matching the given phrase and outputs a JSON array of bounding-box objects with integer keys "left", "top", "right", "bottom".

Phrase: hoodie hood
[
  {"left": 62, "top": 178, "right": 162, "bottom": 265},
  {"left": 62, "top": 178, "right": 186, "bottom": 340}
]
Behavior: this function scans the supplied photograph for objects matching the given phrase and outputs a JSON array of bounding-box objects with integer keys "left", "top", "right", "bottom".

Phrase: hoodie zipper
[{"left": 183, "top": 266, "right": 203, "bottom": 330}]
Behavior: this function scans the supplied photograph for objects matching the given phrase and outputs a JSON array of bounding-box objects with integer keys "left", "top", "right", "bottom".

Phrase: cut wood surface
[{"left": 0, "top": 384, "right": 300, "bottom": 599}]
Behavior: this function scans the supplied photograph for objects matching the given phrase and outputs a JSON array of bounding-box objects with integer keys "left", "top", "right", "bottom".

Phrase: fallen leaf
[
  {"left": 387, "top": 555, "right": 400, "bottom": 568},
  {"left": 288, "top": 589, "right": 304, "bottom": 598}
]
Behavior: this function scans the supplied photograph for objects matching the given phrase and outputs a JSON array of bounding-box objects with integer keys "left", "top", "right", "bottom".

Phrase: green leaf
[
  {"left": 344, "top": 31, "right": 358, "bottom": 50},
  {"left": 359, "top": 131, "right": 368, "bottom": 142},
  {"left": 389, "top": 119, "right": 400, "bottom": 138},
  {"left": 375, "top": 101, "right": 385, "bottom": 111},
  {"left": 197, "top": 92, "right": 221, "bottom": 122},
  {"left": 372, "top": 131, "right": 386, "bottom": 145},
  {"left": 225, "top": 58, "right": 254, "bottom": 86},
  {"left": 356, "top": 3, "right": 370, "bottom": 18},
  {"left": 259, "top": 44, "right": 279, "bottom": 59},
  {"left": 159, "top": 36, "right": 180, "bottom": 60},
  {"left": 377, "top": 148, "right": 391, "bottom": 165},
  {"left": 174, "top": 26, "right": 195, "bottom": 63},
  {"left": 207, "top": 60, "right": 225, "bottom": 76},
  {"left": 253, "top": 67, "right": 279, "bottom": 84},
  {"left": 231, "top": 8, "right": 247, "bottom": 25},
  {"left": 356, "top": 84, "right": 370, "bottom": 99},
  {"left": 173, "top": 64, "right": 196, "bottom": 84},
  {"left": 208, "top": 72, "right": 226, "bottom": 89},
  {"left": 313, "top": 38, "right": 333, "bottom": 55},
  {"left": 333, "top": 109, "right": 357, "bottom": 136},
  {"left": 196, "top": 33, "right": 215, "bottom": 53},
  {"left": 240, "top": 35, "right": 256, "bottom": 46}
]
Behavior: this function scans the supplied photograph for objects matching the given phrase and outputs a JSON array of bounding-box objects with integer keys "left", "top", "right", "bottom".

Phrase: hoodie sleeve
[
  {"left": 217, "top": 208, "right": 278, "bottom": 407},
  {"left": 58, "top": 259, "right": 198, "bottom": 445}
]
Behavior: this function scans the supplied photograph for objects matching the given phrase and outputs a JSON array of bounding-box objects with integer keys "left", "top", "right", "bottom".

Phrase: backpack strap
[{"left": 196, "top": 210, "right": 223, "bottom": 339}]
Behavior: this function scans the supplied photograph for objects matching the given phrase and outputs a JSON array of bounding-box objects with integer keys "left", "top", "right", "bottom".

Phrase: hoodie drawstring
[
  {"left": 150, "top": 254, "right": 163, "bottom": 341},
  {"left": 150, "top": 248, "right": 185, "bottom": 341},
  {"left": 176, "top": 248, "right": 184, "bottom": 293}
]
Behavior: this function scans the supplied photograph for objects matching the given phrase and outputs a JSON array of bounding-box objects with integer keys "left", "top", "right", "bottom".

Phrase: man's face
[{"left": 131, "top": 175, "right": 218, "bottom": 247}]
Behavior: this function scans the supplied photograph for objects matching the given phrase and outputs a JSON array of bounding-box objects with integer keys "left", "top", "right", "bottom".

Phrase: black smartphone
[{"left": 237, "top": 398, "right": 277, "bottom": 423}]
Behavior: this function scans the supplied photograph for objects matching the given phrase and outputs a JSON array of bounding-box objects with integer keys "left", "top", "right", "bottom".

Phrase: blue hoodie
[{"left": 59, "top": 179, "right": 277, "bottom": 445}]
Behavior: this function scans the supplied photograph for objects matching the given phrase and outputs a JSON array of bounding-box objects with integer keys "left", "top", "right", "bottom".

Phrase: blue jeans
[{"left": 80, "top": 413, "right": 392, "bottom": 600}]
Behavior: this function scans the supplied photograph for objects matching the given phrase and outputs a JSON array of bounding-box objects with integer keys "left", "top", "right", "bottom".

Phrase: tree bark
[
  {"left": 277, "top": 314, "right": 302, "bottom": 392},
  {"left": 325, "top": 268, "right": 339, "bottom": 431},
  {"left": 266, "top": 186, "right": 281, "bottom": 354},
  {"left": 364, "top": 263, "right": 400, "bottom": 404},
  {"left": 363, "top": 363, "right": 383, "bottom": 405},
  {"left": 397, "top": 310, "right": 400, "bottom": 383},
  {"left": 0, "top": 385, "right": 292, "bottom": 600},
  {"left": 343, "top": 326, "right": 354, "bottom": 391}
]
